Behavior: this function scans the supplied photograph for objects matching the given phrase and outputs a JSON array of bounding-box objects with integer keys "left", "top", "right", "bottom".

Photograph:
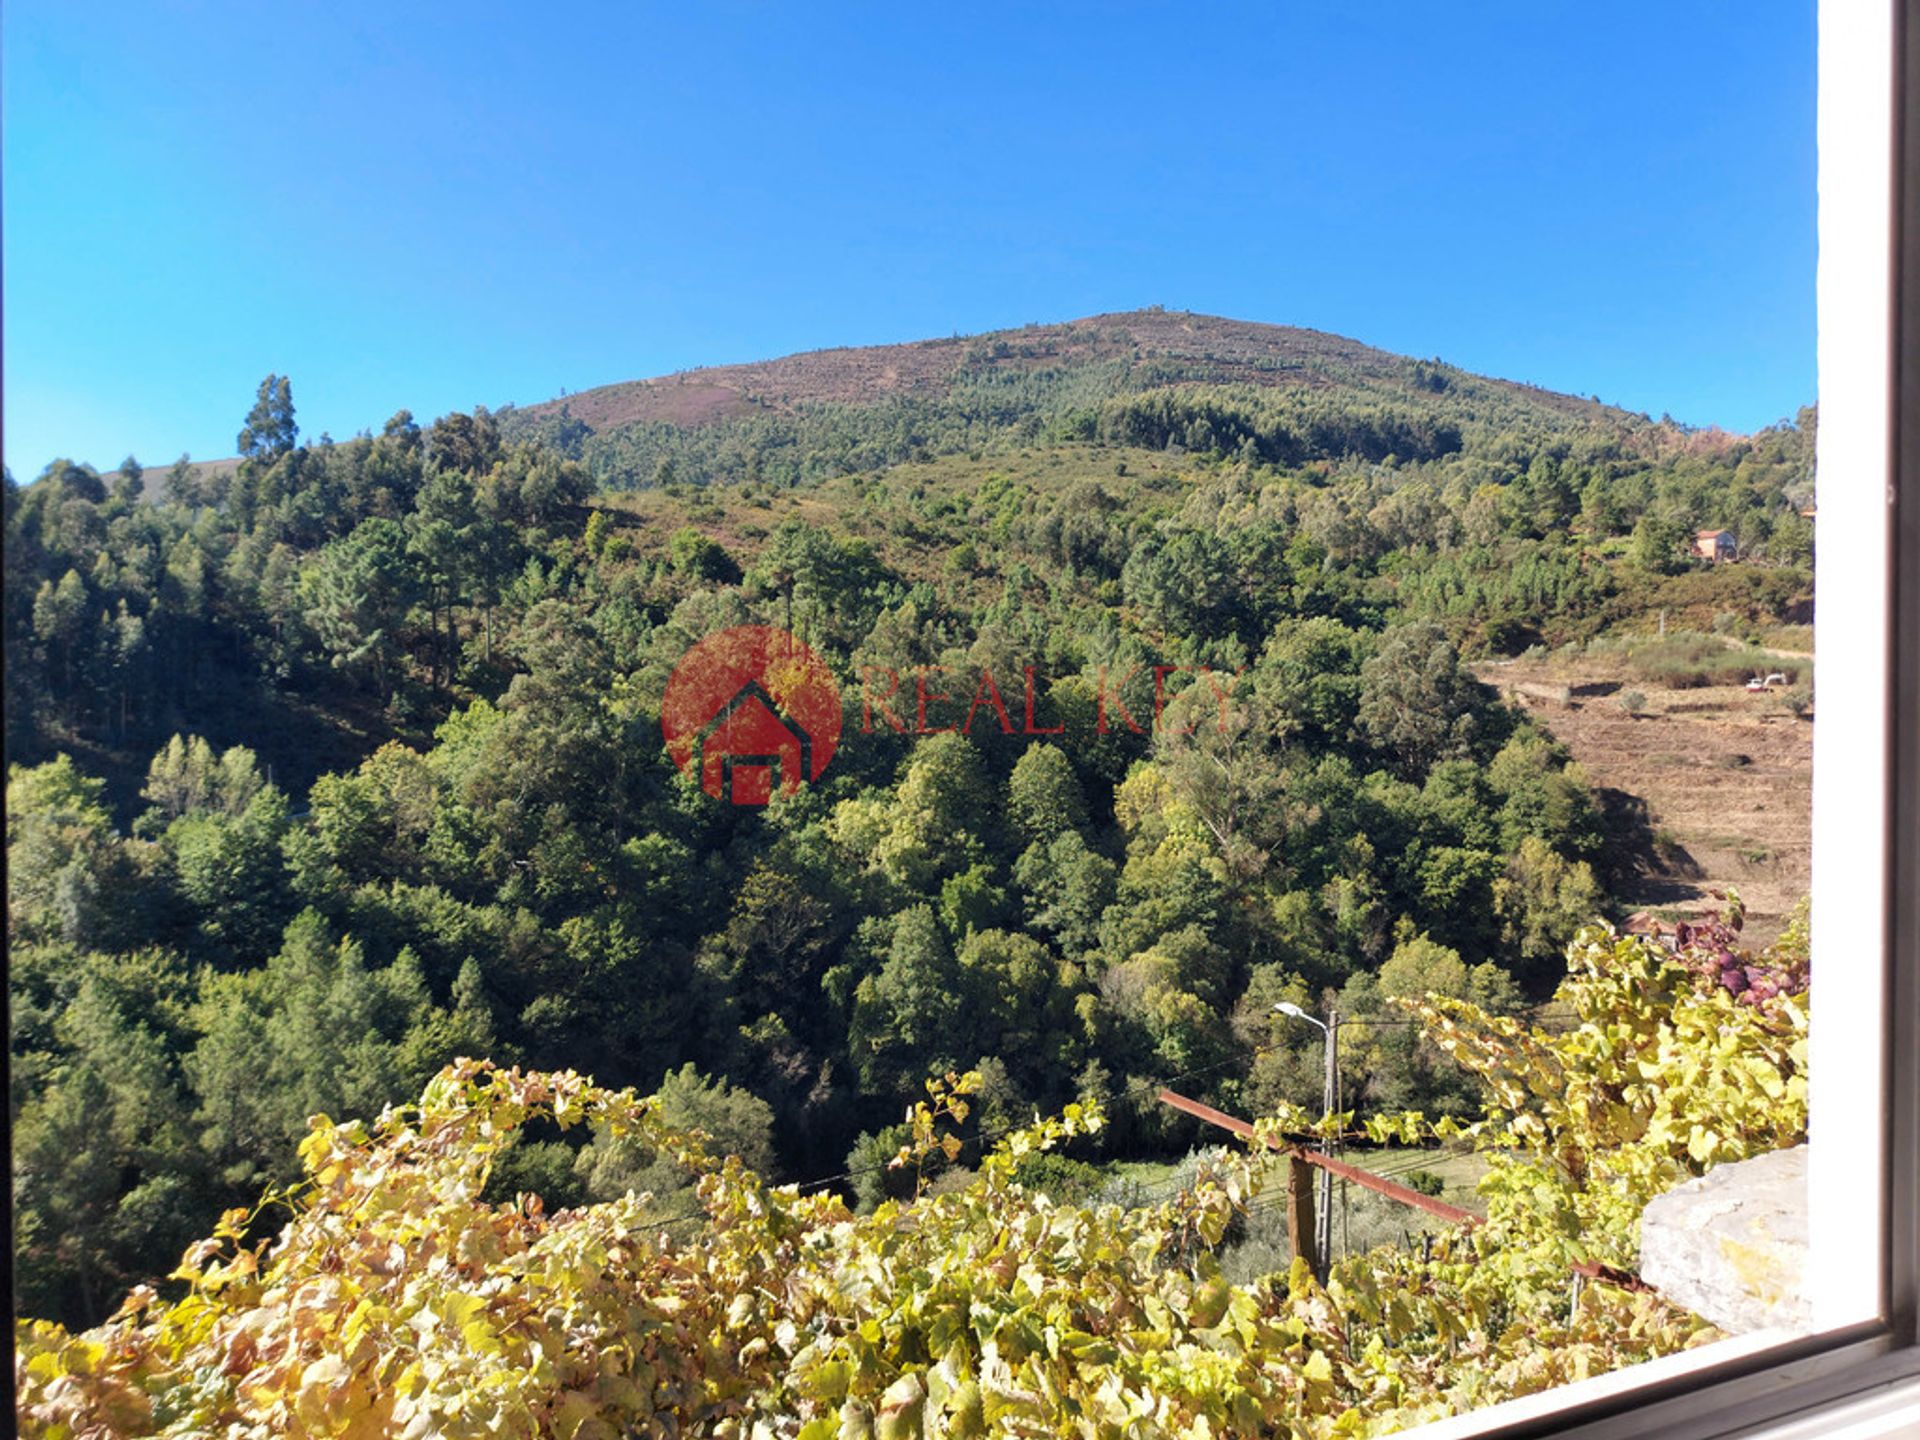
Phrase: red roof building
[{"left": 1694, "top": 529, "right": 1738, "bottom": 562}]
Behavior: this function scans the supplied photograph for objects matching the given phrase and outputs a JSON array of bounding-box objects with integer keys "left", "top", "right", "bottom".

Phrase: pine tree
[{"left": 236, "top": 374, "right": 298, "bottom": 461}]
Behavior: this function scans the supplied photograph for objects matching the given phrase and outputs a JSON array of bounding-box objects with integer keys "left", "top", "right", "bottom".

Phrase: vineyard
[{"left": 16, "top": 913, "right": 1808, "bottom": 1439}]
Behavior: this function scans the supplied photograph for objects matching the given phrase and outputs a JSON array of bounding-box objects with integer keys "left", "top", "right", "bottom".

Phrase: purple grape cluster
[{"left": 1667, "top": 908, "right": 1809, "bottom": 1006}]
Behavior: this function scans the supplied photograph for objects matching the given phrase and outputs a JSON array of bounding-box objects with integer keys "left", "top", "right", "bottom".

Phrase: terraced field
[{"left": 1480, "top": 656, "right": 1812, "bottom": 944}]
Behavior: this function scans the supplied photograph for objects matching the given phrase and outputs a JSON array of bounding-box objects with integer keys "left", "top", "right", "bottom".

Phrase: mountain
[
  {"left": 493, "top": 308, "right": 1663, "bottom": 490},
  {"left": 508, "top": 309, "right": 1616, "bottom": 431},
  {"left": 129, "top": 310, "right": 1736, "bottom": 500}
]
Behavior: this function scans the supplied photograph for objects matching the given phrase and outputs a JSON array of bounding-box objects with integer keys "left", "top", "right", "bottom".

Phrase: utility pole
[
  {"left": 1272, "top": 1000, "right": 1340, "bottom": 1279},
  {"left": 1316, "top": 1007, "right": 1338, "bottom": 1276}
]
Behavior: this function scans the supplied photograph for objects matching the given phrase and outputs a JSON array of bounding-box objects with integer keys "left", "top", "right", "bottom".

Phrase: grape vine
[{"left": 17, "top": 913, "right": 1808, "bottom": 1439}]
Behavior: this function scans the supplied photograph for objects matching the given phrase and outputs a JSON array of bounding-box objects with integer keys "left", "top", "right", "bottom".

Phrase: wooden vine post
[
  {"left": 1157, "top": 1086, "right": 1484, "bottom": 1283},
  {"left": 1286, "top": 1153, "right": 1319, "bottom": 1281}
]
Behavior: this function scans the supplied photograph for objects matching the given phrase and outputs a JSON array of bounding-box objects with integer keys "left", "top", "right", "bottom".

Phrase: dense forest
[{"left": 6, "top": 312, "right": 1814, "bottom": 1331}]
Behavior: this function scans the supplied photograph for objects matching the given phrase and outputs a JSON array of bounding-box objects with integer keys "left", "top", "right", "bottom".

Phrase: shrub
[
  {"left": 1621, "top": 633, "right": 1808, "bottom": 690},
  {"left": 1404, "top": 1167, "right": 1448, "bottom": 1197},
  {"left": 1009, "top": 1151, "right": 1108, "bottom": 1204}
]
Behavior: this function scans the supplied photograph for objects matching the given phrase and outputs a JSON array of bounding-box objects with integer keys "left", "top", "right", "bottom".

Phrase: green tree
[
  {"left": 1152, "top": 680, "right": 1291, "bottom": 891},
  {"left": 1494, "top": 835, "right": 1605, "bottom": 981},
  {"left": 1120, "top": 528, "right": 1240, "bottom": 638},
  {"left": 302, "top": 518, "right": 419, "bottom": 694},
  {"left": 6, "top": 756, "right": 150, "bottom": 950},
  {"left": 112, "top": 456, "right": 144, "bottom": 506},
  {"left": 667, "top": 526, "right": 740, "bottom": 582},
  {"left": 956, "top": 927, "right": 1089, "bottom": 1094},
  {"left": 1356, "top": 621, "right": 1487, "bottom": 775},
  {"left": 573, "top": 1063, "right": 776, "bottom": 1209},
  {"left": 849, "top": 905, "right": 970, "bottom": 1091},
  {"left": 870, "top": 733, "right": 992, "bottom": 891},
  {"left": 32, "top": 568, "right": 89, "bottom": 698},
  {"left": 1631, "top": 512, "right": 1689, "bottom": 574},
  {"left": 426, "top": 408, "right": 503, "bottom": 476},
  {"left": 1486, "top": 728, "right": 1601, "bottom": 855},
  {"left": 236, "top": 374, "right": 297, "bottom": 461},
  {"left": 138, "top": 735, "right": 266, "bottom": 832},
  {"left": 1005, "top": 743, "right": 1089, "bottom": 848},
  {"left": 187, "top": 911, "right": 442, "bottom": 1192},
  {"left": 704, "top": 862, "right": 832, "bottom": 1019},
  {"left": 158, "top": 454, "right": 202, "bottom": 507},
  {"left": 164, "top": 784, "right": 294, "bottom": 960},
  {"left": 407, "top": 469, "right": 484, "bottom": 686},
  {"left": 1768, "top": 509, "right": 1813, "bottom": 566},
  {"left": 397, "top": 955, "right": 500, "bottom": 1077},
  {"left": 1253, "top": 617, "right": 1369, "bottom": 750},
  {"left": 1013, "top": 831, "right": 1116, "bottom": 959},
  {"left": 748, "top": 519, "right": 891, "bottom": 644}
]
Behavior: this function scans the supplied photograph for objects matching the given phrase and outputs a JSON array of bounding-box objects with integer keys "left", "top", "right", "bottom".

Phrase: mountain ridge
[
  {"left": 119, "top": 310, "right": 1758, "bottom": 494},
  {"left": 504, "top": 307, "right": 1633, "bottom": 437}
]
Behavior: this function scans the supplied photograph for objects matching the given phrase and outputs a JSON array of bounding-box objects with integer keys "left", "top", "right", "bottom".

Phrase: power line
[
  {"left": 789, "top": 1041, "right": 1285, "bottom": 1199},
  {"left": 643, "top": 1005, "right": 1583, "bottom": 1234},
  {"left": 647, "top": 1043, "right": 1285, "bottom": 1231},
  {"left": 1305, "top": 1011, "right": 1585, "bottom": 1028}
]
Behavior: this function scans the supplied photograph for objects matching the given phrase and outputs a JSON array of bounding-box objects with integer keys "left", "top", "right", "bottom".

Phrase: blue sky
[{"left": 3, "top": 2, "right": 1814, "bottom": 478}]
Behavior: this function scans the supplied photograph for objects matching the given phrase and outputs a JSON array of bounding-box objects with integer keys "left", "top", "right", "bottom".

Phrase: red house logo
[{"left": 660, "top": 626, "right": 842, "bottom": 805}]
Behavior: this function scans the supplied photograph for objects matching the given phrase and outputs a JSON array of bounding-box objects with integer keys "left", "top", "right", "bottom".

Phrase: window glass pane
[
  {"left": 1806, "top": 0, "right": 1893, "bottom": 1337},
  {"left": 7, "top": 4, "right": 1887, "bottom": 1437}
]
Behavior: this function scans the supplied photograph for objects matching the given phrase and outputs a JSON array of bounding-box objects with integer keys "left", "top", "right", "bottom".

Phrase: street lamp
[
  {"left": 1271, "top": 1001, "right": 1339, "bottom": 1276},
  {"left": 1273, "top": 1001, "right": 1321, "bottom": 1029}
]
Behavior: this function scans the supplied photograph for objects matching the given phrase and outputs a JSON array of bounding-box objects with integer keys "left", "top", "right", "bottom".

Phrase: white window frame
[{"left": 1402, "top": 3, "right": 1920, "bottom": 1436}]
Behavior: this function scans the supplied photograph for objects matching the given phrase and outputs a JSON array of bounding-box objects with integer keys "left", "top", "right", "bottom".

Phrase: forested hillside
[
  {"left": 6, "top": 313, "right": 1813, "bottom": 1331},
  {"left": 493, "top": 308, "right": 1803, "bottom": 498}
]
